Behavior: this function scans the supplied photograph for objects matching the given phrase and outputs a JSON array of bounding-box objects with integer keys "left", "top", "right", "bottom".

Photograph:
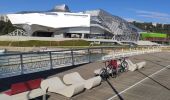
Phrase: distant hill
[{"left": 131, "top": 21, "right": 170, "bottom": 35}]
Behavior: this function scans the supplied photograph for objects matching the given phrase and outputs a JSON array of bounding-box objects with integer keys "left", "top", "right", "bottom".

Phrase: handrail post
[
  {"left": 71, "top": 49, "right": 74, "bottom": 66},
  {"left": 49, "top": 51, "right": 53, "bottom": 69},
  {"left": 88, "top": 48, "right": 90, "bottom": 63},
  {"left": 101, "top": 47, "right": 104, "bottom": 60},
  {"left": 101, "top": 47, "right": 103, "bottom": 54},
  {"left": 20, "top": 54, "right": 24, "bottom": 74}
]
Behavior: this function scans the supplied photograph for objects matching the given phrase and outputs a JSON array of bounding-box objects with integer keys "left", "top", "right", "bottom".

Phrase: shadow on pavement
[{"left": 106, "top": 79, "right": 124, "bottom": 100}]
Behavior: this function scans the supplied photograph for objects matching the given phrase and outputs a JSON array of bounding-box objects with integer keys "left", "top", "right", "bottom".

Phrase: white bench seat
[
  {"left": 41, "top": 77, "right": 84, "bottom": 97},
  {"left": 94, "top": 68, "right": 112, "bottom": 75},
  {"left": 63, "top": 72, "right": 101, "bottom": 89},
  {"left": 136, "top": 61, "right": 146, "bottom": 69},
  {"left": 126, "top": 59, "right": 146, "bottom": 71},
  {"left": 0, "top": 88, "right": 46, "bottom": 100}
]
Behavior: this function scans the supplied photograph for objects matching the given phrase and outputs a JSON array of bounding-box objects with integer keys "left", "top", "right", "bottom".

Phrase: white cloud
[
  {"left": 136, "top": 10, "right": 170, "bottom": 17},
  {"left": 130, "top": 9, "right": 170, "bottom": 23},
  {"left": 124, "top": 18, "right": 143, "bottom": 22},
  {"left": 138, "top": 14, "right": 170, "bottom": 20}
]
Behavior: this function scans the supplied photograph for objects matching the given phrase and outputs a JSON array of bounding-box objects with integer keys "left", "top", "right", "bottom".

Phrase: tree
[
  {"left": 131, "top": 21, "right": 170, "bottom": 34},
  {"left": 0, "top": 20, "right": 16, "bottom": 35}
]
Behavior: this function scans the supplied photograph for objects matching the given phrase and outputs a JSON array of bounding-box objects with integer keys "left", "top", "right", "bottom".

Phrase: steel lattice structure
[{"left": 86, "top": 9, "right": 141, "bottom": 42}]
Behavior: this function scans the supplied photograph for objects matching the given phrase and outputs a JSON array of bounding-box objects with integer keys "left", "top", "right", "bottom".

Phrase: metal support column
[
  {"left": 49, "top": 51, "right": 53, "bottom": 69},
  {"left": 71, "top": 49, "right": 74, "bottom": 66},
  {"left": 20, "top": 54, "right": 24, "bottom": 74},
  {"left": 88, "top": 48, "right": 91, "bottom": 63}
]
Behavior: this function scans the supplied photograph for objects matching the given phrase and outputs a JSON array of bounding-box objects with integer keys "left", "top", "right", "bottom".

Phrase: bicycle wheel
[
  {"left": 121, "top": 61, "right": 128, "bottom": 72},
  {"left": 110, "top": 68, "right": 117, "bottom": 78},
  {"left": 100, "top": 68, "right": 109, "bottom": 80}
]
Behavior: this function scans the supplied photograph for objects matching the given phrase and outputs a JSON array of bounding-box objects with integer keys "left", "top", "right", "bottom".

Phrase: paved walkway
[
  {"left": 47, "top": 52, "right": 170, "bottom": 100},
  {"left": 0, "top": 52, "right": 169, "bottom": 100}
]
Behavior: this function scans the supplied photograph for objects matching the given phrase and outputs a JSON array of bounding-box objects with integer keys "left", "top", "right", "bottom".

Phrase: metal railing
[{"left": 0, "top": 47, "right": 161, "bottom": 79}]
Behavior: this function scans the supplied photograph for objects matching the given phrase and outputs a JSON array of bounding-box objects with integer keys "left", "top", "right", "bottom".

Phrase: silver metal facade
[{"left": 86, "top": 10, "right": 140, "bottom": 42}]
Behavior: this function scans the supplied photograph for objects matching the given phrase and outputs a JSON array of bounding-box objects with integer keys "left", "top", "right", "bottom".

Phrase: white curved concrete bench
[
  {"left": 136, "top": 61, "right": 146, "bottom": 69},
  {"left": 94, "top": 68, "right": 112, "bottom": 75},
  {"left": 0, "top": 88, "right": 46, "bottom": 100},
  {"left": 41, "top": 77, "right": 84, "bottom": 97},
  {"left": 0, "top": 94, "right": 11, "bottom": 100},
  {"left": 63, "top": 72, "right": 102, "bottom": 89},
  {"left": 94, "top": 68, "right": 102, "bottom": 75},
  {"left": 126, "top": 59, "right": 146, "bottom": 71},
  {"left": 0, "top": 79, "right": 46, "bottom": 100},
  {"left": 126, "top": 59, "right": 137, "bottom": 71},
  {"left": 13, "top": 88, "right": 45, "bottom": 100}
]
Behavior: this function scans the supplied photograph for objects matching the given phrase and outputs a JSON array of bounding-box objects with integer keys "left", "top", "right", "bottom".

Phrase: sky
[{"left": 0, "top": 0, "right": 170, "bottom": 24}]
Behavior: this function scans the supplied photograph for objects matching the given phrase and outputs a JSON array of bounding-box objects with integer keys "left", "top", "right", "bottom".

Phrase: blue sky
[{"left": 0, "top": 0, "right": 170, "bottom": 23}]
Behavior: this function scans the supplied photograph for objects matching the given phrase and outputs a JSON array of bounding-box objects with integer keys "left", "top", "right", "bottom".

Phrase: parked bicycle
[
  {"left": 118, "top": 57, "right": 128, "bottom": 72},
  {"left": 99, "top": 57, "right": 129, "bottom": 80}
]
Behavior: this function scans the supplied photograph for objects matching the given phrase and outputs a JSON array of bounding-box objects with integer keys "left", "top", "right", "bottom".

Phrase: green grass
[
  {"left": 0, "top": 40, "right": 91, "bottom": 47},
  {"left": 0, "top": 40, "right": 131, "bottom": 49},
  {"left": 141, "top": 32, "right": 167, "bottom": 39}
]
